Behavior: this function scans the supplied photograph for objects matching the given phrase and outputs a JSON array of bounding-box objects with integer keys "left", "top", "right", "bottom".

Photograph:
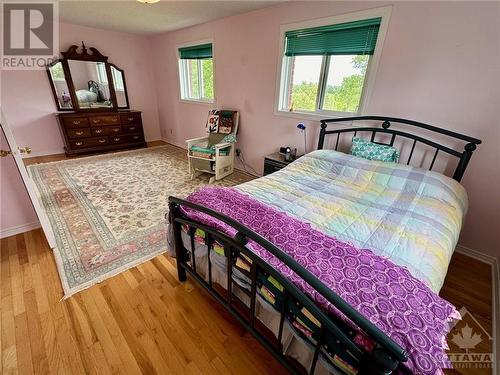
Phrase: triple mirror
[{"left": 47, "top": 42, "right": 129, "bottom": 111}]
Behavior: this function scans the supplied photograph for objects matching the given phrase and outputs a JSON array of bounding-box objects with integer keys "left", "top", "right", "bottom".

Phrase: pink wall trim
[{"left": 1, "top": 2, "right": 499, "bottom": 258}]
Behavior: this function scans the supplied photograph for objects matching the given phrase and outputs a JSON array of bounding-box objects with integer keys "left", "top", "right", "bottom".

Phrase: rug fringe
[{"left": 53, "top": 246, "right": 169, "bottom": 299}]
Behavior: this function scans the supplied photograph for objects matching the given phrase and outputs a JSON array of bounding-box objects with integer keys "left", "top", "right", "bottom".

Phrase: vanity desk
[{"left": 47, "top": 42, "right": 146, "bottom": 155}]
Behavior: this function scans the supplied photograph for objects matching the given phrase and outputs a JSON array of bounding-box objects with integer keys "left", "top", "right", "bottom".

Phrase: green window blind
[
  {"left": 285, "top": 17, "right": 381, "bottom": 57},
  {"left": 179, "top": 43, "right": 213, "bottom": 59}
]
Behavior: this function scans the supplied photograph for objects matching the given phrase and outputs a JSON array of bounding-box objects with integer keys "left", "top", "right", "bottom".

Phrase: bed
[{"left": 167, "top": 116, "right": 481, "bottom": 375}]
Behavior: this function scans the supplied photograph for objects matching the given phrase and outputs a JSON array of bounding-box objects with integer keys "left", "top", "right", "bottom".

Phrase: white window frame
[
  {"left": 177, "top": 39, "right": 216, "bottom": 104},
  {"left": 96, "top": 63, "right": 108, "bottom": 84},
  {"left": 111, "top": 68, "right": 124, "bottom": 91},
  {"left": 275, "top": 6, "right": 392, "bottom": 121}
]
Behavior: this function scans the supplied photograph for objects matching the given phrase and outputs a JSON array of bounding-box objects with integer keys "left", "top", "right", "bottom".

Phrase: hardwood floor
[
  {"left": 0, "top": 142, "right": 492, "bottom": 374},
  {"left": 0, "top": 229, "right": 287, "bottom": 375},
  {"left": 23, "top": 140, "right": 168, "bottom": 167},
  {"left": 441, "top": 252, "right": 494, "bottom": 375},
  {"left": 0, "top": 234, "right": 494, "bottom": 375}
]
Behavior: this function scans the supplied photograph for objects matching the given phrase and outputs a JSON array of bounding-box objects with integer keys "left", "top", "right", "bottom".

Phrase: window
[
  {"left": 111, "top": 67, "right": 124, "bottom": 91},
  {"left": 50, "top": 62, "right": 65, "bottom": 80},
  {"left": 178, "top": 43, "right": 214, "bottom": 102},
  {"left": 96, "top": 63, "right": 108, "bottom": 84},
  {"left": 277, "top": 14, "right": 386, "bottom": 116}
]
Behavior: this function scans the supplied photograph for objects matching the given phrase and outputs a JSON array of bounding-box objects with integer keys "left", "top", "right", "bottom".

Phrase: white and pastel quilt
[{"left": 236, "top": 150, "right": 467, "bottom": 293}]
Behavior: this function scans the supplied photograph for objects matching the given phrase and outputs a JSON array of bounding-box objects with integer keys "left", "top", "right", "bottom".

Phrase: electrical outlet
[{"left": 236, "top": 148, "right": 241, "bottom": 157}]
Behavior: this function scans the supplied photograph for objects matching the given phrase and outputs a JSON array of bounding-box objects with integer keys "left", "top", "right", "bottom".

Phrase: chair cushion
[
  {"left": 189, "top": 145, "right": 230, "bottom": 157},
  {"left": 208, "top": 132, "right": 237, "bottom": 148}
]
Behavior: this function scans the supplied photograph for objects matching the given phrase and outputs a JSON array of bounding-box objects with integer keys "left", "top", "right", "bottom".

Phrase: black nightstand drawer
[
  {"left": 264, "top": 152, "right": 296, "bottom": 175},
  {"left": 264, "top": 160, "right": 285, "bottom": 175}
]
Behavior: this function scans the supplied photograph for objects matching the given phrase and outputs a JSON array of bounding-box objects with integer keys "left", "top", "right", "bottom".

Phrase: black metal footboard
[{"left": 168, "top": 197, "right": 408, "bottom": 375}]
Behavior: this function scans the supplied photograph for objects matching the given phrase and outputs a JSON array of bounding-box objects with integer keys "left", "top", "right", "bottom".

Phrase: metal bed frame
[
  {"left": 168, "top": 116, "right": 481, "bottom": 374},
  {"left": 318, "top": 116, "right": 481, "bottom": 182}
]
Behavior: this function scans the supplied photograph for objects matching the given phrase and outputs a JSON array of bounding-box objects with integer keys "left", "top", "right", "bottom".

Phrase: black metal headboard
[{"left": 317, "top": 116, "right": 481, "bottom": 182}]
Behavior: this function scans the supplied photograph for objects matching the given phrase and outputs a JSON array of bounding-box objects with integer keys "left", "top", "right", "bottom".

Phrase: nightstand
[{"left": 263, "top": 152, "right": 298, "bottom": 175}]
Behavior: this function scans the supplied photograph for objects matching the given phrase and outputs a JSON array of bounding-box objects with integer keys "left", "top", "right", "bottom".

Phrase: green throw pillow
[{"left": 350, "top": 136, "right": 400, "bottom": 162}]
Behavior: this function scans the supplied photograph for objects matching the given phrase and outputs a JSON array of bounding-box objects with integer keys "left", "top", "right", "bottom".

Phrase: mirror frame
[
  {"left": 47, "top": 42, "right": 127, "bottom": 112},
  {"left": 46, "top": 59, "right": 74, "bottom": 111},
  {"left": 109, "top": 63, "right": 130, "bottom": 109}
]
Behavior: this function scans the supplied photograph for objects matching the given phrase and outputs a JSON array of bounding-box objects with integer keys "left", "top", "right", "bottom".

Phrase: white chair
[{"left": 186, "top": 110, "right": 239, "bottom": 184}]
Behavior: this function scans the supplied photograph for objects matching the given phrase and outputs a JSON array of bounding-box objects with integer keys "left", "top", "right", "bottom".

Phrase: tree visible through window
[
  {"left": 178, "top": 43, "right": 214, "bottom": 102},
  {"left": 50, "top": 62, "right": 65, "bottom": 80},
  {"left": 286, "top": 54, "right": 369, "bottom": 114},
  {"left": 182, "top": 59, "right": 214, "bottom": 101},
  {"left": 322, "top": 55, "right": 369, "bottom": 112},
  {"left": 278, "top": 15, "right": 383, "bottom": 115}
]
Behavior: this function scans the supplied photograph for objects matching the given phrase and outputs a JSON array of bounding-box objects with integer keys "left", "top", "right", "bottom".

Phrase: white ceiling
[{"left": 59, "top": 1, "right": 284, "bottom": 35}]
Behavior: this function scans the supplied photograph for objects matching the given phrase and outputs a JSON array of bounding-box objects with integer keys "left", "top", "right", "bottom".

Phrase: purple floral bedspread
[{"left": 181, "top": 186, "right": 460, "bottom": 374}]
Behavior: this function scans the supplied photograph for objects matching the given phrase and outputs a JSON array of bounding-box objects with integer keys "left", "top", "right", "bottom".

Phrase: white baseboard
[
  {"left": 21, "top": 139, "right": 164, "bottom": 159},
  {"left": 455, "top": 244, "right": 498, "bottom": 265},
  {"left": 22, "top": 148, "right": 65, "bottom": 158},
  {"left": 0, "top": 221, "right": 40, "bottom": 239},
  {"left": 161, "top": 137, "right": 186, "bottom": 150}
]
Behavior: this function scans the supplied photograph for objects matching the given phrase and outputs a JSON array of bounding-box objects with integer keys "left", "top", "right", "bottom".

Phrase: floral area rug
[{"left": 28, "top": 144, "right": 253, "bottom": 297}]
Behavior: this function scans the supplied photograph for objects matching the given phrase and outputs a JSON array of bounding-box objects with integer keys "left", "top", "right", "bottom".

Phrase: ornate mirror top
[{"left": 61, "top": 42, "right": 108, "bottom": 62}]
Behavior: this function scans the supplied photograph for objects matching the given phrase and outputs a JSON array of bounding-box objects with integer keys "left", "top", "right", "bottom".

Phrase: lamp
[{"left": 297, "top": 123, "right": 307, "bottom": 155}]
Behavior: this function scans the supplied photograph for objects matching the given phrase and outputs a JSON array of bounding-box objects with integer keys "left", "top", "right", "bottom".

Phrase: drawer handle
[
  {"left": 93, "top": 119, "right": 101, "bottom": 123},
  {"left": 133, "top": 136, "right": 140, "bottom": 139},
  {"left": 113, "top": 128, "right": 120, "bottom": 132},
  {"left": 95, "top": 129, "right": 102, "bottom": 134},
  {"left": 112, "top": 118, "right": 118, "bottom": 122},
  {"left": 75, "top": 131, "right": 84, "bottom": 136},
  {"left": 127, "top": 117, "right": 134, "bottom": 121},
  {"left": 98, "top": 139, "right": 106, "bottom": 143},
  {"left": 113, "top": 137, "right": 120, "bottom": 141},
  {"left": 129, "top": 126, "right": 136, "bottom": 130},
  {"left": 73, "top": 120, "right": 81, "bottom": 125},
  {"left": 75, "top": 142, "right": 83, "bottom": 146}
]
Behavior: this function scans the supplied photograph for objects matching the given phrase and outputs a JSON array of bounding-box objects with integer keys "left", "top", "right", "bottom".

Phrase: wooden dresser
[{"left": 56, "top": 110, "right": 146, "bottom": 155}]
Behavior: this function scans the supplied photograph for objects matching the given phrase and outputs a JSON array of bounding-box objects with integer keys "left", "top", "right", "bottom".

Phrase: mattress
[{"left": 236, "top": 150, "right": 467, "bottom": 292}]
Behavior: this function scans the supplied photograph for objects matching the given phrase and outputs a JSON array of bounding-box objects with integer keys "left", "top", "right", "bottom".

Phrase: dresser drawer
[
  {"left": 70, "top": 137, "right": 108, "bottom": 149},
  {"left": 110, "top": 134, "right": 144, "bottom": 144},
  {"left": 63, "top": 117, "right": 89, "bottom": 129},
  {"left": 122, "top": 124, "right": 142, "bottom": 133},
  {"left": 67, "top": 128, "right": 91, "bottom": 139},
  {"left": 89, "top": 115, "right": 120, "bottom": 126},
  {"left": 129, "top": 133, "right": 145, "bottom": 143},
  {"left": 121, "top": 113, "right": 142, "bottom": 125},
  {"left": 109, "top": 135, "right": 127, "bottom": 144},
  {"left": 91, "top": 126, "right": 121, "bottom": 136}
]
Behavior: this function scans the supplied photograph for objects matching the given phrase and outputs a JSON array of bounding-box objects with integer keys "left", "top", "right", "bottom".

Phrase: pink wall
[
  {"left": 0, "top": 132, "right": 39, "bottom": 235},
  {"left": 150, "top": 1, "right": 500, "bottom": 257},
  {"left": 0, "top": 22, "right": 162, "bottom": 235}
]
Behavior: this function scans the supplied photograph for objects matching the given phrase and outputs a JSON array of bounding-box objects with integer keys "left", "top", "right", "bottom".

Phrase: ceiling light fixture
[{"left": 137, "top": 0, "right": 160, "bottom": 4}]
